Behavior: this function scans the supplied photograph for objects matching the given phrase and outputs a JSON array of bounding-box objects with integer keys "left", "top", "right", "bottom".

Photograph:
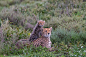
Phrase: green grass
[{"left": 1, "top": 43, "right": 86, "bottom": 57}]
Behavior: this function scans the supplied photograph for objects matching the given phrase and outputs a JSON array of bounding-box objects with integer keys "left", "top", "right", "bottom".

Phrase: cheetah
[
  {"left": 32, "top": 27, "right": 52, "bottom": 48},
  {"left": 16, "top": 27, "right": 52, "bottom": 49},
  {"left": 29, "top": 20, "right": 45, "bottom": 42}
]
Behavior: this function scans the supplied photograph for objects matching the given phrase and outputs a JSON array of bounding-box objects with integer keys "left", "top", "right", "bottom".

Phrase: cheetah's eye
[{"left": 45, "top": 30, "right": 47, "bottom": 32}]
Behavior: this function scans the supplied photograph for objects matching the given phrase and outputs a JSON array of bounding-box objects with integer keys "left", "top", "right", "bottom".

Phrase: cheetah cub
[{"left": 29, "top": 20, "right": 45, "bottom": 42}]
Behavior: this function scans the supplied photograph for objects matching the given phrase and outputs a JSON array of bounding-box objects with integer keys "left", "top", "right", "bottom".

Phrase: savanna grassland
[{"left": 0, "top": 0, "right": 86, "bottom": 57}]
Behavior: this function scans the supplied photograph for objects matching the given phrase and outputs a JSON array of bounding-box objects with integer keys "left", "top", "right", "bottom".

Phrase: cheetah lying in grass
[
  {"left": 16, "top": 27, "right": 52, "bottom": 49},
  {"left": 32, "top": 27, "right": 52, "bottom": 48}
]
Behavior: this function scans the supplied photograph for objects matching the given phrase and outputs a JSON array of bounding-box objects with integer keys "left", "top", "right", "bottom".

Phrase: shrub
[
  {"left": 0, "top": 0, "right": 25, "bottom": 6},
  {"left": 0, "top": 6, "right": 26, "bottom": 25},
  {"left": 0, "top": 20, "right": 30, "bottom": 55},
  {"left": 51, "top": 28, "right": 86, "bottom": 44},
  {"left": 0, "top": 5, "right": 36, "bottom": 30}
]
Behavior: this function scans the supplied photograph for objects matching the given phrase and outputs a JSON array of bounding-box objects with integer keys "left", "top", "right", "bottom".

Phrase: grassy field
[{"left": 0, "top": 0, "right": 86, "bottom": 57}]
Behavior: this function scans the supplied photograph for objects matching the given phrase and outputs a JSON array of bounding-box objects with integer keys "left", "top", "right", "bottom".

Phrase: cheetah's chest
[
  {"left": 45, "top": 39, "right": 51, "bottom": 48},
  {"left": 48, "top": 41, "right": 51, "bottom": 48}
]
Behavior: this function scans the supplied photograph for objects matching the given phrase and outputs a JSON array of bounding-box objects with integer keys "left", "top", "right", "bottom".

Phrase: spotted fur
[
  {"left": 16, "top": 27, "right": 52, "bottom": 49},
  {"left": 32, "top": 27, "right": 52, "bottom": 48},
  {"left": 29, "top": 20, "right": 45, "bottom": 42}
]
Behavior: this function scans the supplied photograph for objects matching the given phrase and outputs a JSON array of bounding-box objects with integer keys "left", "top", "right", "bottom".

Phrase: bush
[
  {"left": 0, "top": 6, "right": 25, "bottom": 26},
  {"left": 0, "top": 20, "right": 30, "bottom": 55},
  {"left": 0, "top": 5, "right": 37, "bottom": 30},
  {"left": 51, "top": 28, "right": 86, "bottom": 44}
]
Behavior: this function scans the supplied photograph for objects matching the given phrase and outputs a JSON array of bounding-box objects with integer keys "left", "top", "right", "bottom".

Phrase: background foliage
[{"left": 0, "top": 0, "right": 86, "bottom": 57}]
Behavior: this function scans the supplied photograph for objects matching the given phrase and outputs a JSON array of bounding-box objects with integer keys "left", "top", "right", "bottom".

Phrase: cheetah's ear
[{"left": 50, "top": 27, "right": 52, "bottom": 30}]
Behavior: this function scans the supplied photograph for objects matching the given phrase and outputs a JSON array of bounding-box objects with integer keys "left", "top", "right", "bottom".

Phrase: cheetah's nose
[{"left": 48, "top": 33, "right": 50, "bottom": 35}]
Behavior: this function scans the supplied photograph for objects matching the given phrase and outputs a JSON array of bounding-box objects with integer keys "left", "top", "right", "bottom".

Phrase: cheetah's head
[
  {"left": 42, "top": 27, "right": 52, "bottom": 38},
  {"left": 38, "top": 20, "right": 45, "bottom": 27}
]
